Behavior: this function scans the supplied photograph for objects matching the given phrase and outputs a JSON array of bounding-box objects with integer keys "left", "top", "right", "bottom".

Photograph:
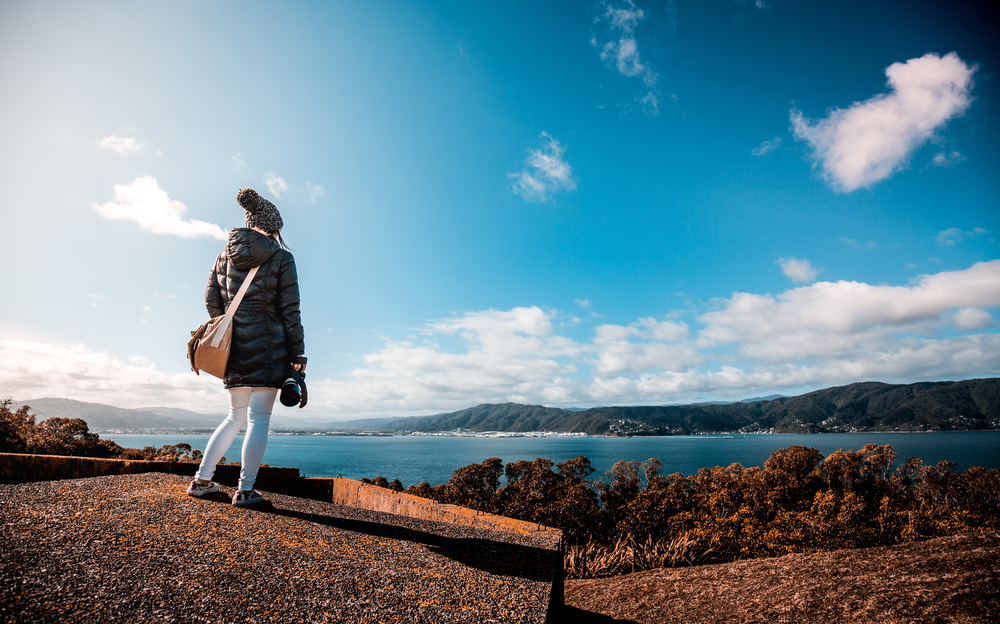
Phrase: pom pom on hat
[
  {"left": 237, "top": 188, "right": 262, "bottom": 212},
  {"left": 237, "top": 187, "right": 283, "bottom": 233}
]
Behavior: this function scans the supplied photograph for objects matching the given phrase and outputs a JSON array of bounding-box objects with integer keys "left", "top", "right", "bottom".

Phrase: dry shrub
[{"left": 565, "top": 531, "right": 711, "bottom": 579}]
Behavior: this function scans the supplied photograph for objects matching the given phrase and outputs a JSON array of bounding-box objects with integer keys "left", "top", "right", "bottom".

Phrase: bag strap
[
  {"left": 208, "top": 265, "right": 260, "bottom": 348},
  {"left": 227, "top": 265, "right": 260, "bottom": 318}
]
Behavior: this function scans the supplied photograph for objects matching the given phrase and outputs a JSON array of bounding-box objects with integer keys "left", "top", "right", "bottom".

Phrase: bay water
[{"left": 104, "top": 431, "right": 1000, "bottom": 488}]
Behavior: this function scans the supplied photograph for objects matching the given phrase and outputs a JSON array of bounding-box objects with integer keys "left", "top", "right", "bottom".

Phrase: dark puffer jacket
[{"left": 205, "top": 228, "right": 305, "bottom": 389}]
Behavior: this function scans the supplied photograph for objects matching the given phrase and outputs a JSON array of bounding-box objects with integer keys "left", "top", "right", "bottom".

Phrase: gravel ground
[
  {"left": 565, "top": 531, "right": 1000, "bottom": 623},
  {"left": 0, "top": 473, "right": 558, "bottom": 623}
]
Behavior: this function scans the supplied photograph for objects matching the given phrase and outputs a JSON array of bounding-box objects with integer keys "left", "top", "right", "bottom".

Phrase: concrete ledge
[
  {"left": 0, "top": 452, "right": 302, "bottom": 494},
  {"left": 329, "top": 477, "right": 563, "bottom": 550}
]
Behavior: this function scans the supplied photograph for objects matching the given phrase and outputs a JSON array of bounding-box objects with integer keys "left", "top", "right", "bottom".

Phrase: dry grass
[{"left": 565, "top": 531, "right": 711, "bottom": 579}]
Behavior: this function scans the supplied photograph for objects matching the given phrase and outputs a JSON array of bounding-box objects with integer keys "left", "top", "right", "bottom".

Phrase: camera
[
  {"left": 280, "top": 377, "right": 300, "bottom": 407},
  {"left": 279, "top": 366, "right": 308, "bottom": 408}
]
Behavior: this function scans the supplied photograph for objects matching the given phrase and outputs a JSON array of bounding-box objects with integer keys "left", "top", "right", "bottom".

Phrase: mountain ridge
[
  {"left": 327, "top": 378, "right": 1000, "bottom": 434},
  {"left": 13, "top": 378, "right": 1000, "bottom": 434}
]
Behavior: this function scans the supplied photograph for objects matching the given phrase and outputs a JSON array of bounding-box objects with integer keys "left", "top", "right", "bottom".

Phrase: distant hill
[
  {"left": 16, "top": 378, "right": 1000, "bottom": 435},
  {"left": 17, "top": 398, "right": 324, "bottom": 431},
  {"left": 16, "top": 398, "right": 225, "bottom": 430},
  {"left": 330, "top": 379, "right": 1000, "bottom": 435}
]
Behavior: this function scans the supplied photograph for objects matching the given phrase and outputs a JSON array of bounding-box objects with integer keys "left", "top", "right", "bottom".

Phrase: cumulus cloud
[
  {"left": 698, "top": 261, "right": 1000, "bottom": 363},
  {"left": 752, "top": 137, "right": 781, "bottom": 156},
  {"left": 298, "top": 260, "right": 1000, "bottom": 417},
  {"left": 791, "top": 52, "right": 975, "bottom": 192},
  {"left": 937, "top": 227, "right": 988, "bottom": 246},
  {"left": 0, "top": 339, "right": 226, "bottom": 410},
  {"left": 10, "top": 263, "right": 999, "bottom": 418},
  {"left": 593, "top": 1, "right": 660, "bottom": 115},
  {"left": 307, "top": 182, "right": 325, "bottom": 204},
  {"left": 510, "top": 133, "right": 577, "bottom": 202},
  {"left": 92, "top": 176, "right": 227, "bottom": 240},
  {"left": 592, "top": 318, "right": 697, "bottom": 375},
  {"left": 314, "top": 307, "right": 587, "bottom": 415},
  {"left": 778, "top": 257, "right": 820, "bottom": 283},
  {"left": 264, "top": 172, "right": 289, "bottom": 199},
  {"left": 99, "top": 135, "right": 144, "bottom": 156},
  {"left": 952, "top": 308, "right": 996, "bottom": 331}
]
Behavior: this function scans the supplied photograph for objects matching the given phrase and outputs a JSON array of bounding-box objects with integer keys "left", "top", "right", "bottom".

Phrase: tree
[
  {"left": 445, "top": 457, "right": 503, "bottom": 513},
  {"left": 0, "top": 398, "right": 32, "bottom": 453}
]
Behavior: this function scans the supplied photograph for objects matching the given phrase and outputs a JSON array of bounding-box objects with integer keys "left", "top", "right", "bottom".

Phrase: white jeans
[{"left": 195, "top": 387, "right": 277, "bottom": 491}]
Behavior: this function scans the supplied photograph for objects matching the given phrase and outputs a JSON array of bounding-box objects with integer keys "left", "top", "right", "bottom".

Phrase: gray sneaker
[
  {"left": 232, "top": 489, "right": 264, "bottom": 506},
  {"left": 186, "top": 479, "right": 219, "bottom": 497}
]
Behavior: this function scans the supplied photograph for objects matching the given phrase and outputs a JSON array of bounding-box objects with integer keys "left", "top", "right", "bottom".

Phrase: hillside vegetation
[
  {"left": 338, "top": 378, "right": 1000, "bottom": 434},
  {"left": 368, "top": 444, "right": 1000, "bottom": 579},
  {"left": 0, "top": 399, "right": 206, "bottom": 462}
]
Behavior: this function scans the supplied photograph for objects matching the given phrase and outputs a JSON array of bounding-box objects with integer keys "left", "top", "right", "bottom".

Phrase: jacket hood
[{"left": 226, "top": 228, "right": 281, "bottom": 269}]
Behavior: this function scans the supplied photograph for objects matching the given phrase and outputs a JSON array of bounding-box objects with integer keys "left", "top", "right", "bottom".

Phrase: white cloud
[
  {"left": 602, "top": 34, "right": 646, "bottom": 78},
  {"left": 575, "top": 299, "right": 592, "bottom": 309},
  {"left": 639, "top": 90, "right": 659, "bottom": 116},
  {"left": 314, "top": 307, "right": 588, "bottom": 415},
  {"left": 791, "top": 52, "right": 975, "bottom": 192},
  {"left": 937, "top": 227, "right": 988, "bottom": 246},
  {"left": 778, "top": 257, "right": 820, "bottom": 283},
  {"left": 0, "top": 339, "right": 226, "bottom": 410},
  {"left": 307, "top": 182, "right": 325, "bottom": 204},
  {"left": 698, "top": 261, "right": 1000, "bottom": 362},
  {"left": 931, "top": 150, "right": 965, "bottom": 168},
  {"left": 233, "top": 153, "right": 247, "bottom": 172},
  {"left": 752, "top": 137, "right": 781, "bottom": 156},
  {"left": 301, "top": 261, "right": 1000, "bottom": 416},
  {"left": 9, "top": 264, "right": 998, "bottom": 418},
  {"left": 99, "top": 135, "right": 144, "bottom": 156},
  {"left": 92, "top": 176, "right": 227, "bottom": 240},
  {"left": 593, "top": 1, "right": 660, "bottom": 116},
  {"left": 264, "top": 172, "right": 289, "bottom": 199},
  {"left": 510, "top": 133, "right": 577, "bottom": 202},
  {"left": 592, "top": 318, "right": 697, "bottom": 375},
  {"left": 952, "top": 308, "right": 996, "bottom": 331}
]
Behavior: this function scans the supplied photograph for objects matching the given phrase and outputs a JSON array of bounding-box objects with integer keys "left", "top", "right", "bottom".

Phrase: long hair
[{"left": 275, "top": 231, "right": 290, "bottom": 250}]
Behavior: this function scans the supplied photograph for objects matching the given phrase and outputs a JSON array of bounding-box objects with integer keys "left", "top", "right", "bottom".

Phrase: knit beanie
[{"left": 237, "top": 188, "right": 283, "bottom": 233}]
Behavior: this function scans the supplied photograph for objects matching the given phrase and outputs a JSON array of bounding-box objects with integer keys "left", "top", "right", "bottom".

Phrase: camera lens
[{"left": 280, "top": 377, "right": 300, "bottom": 407}]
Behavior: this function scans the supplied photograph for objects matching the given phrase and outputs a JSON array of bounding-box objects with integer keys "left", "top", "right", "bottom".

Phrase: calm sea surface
[{"left": 103, "top": 431, "right": 1000, "bottom": 487}]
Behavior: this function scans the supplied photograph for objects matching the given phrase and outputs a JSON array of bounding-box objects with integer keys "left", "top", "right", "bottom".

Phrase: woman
[{"left": 186, "top": 188, "right": 306, "bottom": 506}]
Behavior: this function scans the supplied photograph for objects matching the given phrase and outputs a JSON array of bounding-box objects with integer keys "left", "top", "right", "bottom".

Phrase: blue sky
[{"left": 1, "top": 0, "right": 998, "bottom": 421}]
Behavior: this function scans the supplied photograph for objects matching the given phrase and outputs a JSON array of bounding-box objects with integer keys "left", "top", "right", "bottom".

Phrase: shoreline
[{"left": 92, "top": 428, "right": 1000, "bottom": 437}]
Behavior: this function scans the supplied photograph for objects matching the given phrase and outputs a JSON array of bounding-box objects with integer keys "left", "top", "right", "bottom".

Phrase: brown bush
[{"left": 405, "top": 443, "right": 1000, "bottom": 579}]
